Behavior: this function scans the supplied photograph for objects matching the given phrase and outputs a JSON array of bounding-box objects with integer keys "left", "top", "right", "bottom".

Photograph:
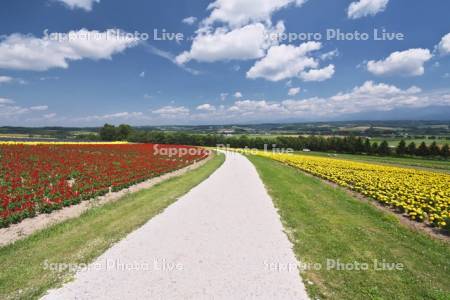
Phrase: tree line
[{"left": 98, "top": 124, "right": 450, "bottom": 159}]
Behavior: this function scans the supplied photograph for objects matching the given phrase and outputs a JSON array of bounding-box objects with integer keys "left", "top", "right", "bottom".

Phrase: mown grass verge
[
  {"left": 0, "top": 153, "right": 224, "bottom": 300},
  {"left": 248, "top": 154, "right": 450, "bottom": 300}
]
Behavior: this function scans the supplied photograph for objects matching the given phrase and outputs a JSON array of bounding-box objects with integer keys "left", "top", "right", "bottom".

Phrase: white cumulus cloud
[
  {"left": 300, "top": 64, "right": 335, "bottom": 82},
  {"left": 220, "top": 93, "right": 229, "bottom": 101},
  {"left": 197, "top": 103, "right": 216, "bottom": 111},
  {"left": 247, "top": 42, "right": 333, "bottom": 81},
  {"left": 176, "top": 22, "right": 283, "bottom": 64},
  {"left": 29, "top": 105, "right": 48, "bottom": 111},
  {"left": 44, "top": 113, "right": 57, "bottom": 119},
  {"left": 0, "top": 75, "right": 26, "bottom": 85},
  {"left": 77, "top": 112, "right": 144, "bottom": 122},
  {"left": 56, "top": 0, "right": 100, "bottom": 11},
  {"left": 367, "top": 48, "right": 432, "bottom": 76},
  {"left": 152, "top": 106, "right": 190, "bottom": 117},
  {"left": 194, "top": 81, "right": 441, "bottom": 122},
  {"left": 176, "top": 0, "right": 313, "bottom": 66},
  {"left": 221, "top": 81, "right": 432, "bottom": 121},
  {"left": 182, "top": 16, "right": 198, "bottom": 25},
  {"left": 227, "top": 100, "right": 285, "bottom": 115},
  {"left": 204, "top": 0, "right": 307, "bottom": 28},
  {"left": 0, "top": 98, "right": 51, "bottom": 119},
  {"left": 329, "top": 81, "right": 421, "bottom": 104},
  {"left": 0, "top": 97, "right": 15, "bottom": 105},
  {"left": 288, "top": 87, "right": 301, "bottom": 96},
  {"left": 437, "top": 33, "right": 450, "bottom": 56},
  {"left": 320, "top": 49, "right": 339, "bottom": 61},
  {"left": 0, "top": 75, "right": 13, "bottom": 84},
  {"left": 0, "top": 29, "right": 139, "bottom": 71},
  {"left": 347, "top": 0, "right": 389, "bottom": 19}
]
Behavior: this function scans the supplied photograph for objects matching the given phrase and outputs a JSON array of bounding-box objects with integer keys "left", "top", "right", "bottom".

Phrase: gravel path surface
[{"left": 42, "top": 152, "right": 309, "bottom": 300}]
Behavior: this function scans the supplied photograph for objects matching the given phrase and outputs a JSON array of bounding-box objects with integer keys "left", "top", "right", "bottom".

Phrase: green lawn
[
  {"left": 248, "top": 155, "right": 450, "bottom": 300},
  {"left": 0, "top": 153, "right": 224, "bottom": 300},
  {"left": 296, "top": 151, "right": 450, "bottom": 172}
]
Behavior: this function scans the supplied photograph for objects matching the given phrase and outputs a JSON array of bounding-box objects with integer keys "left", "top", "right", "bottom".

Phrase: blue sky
[{"left": 0, "top": 0, "right": 449, "bottom": 126}]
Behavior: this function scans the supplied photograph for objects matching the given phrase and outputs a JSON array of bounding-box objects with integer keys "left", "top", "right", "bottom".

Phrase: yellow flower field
[{"left": 257, "top": 152, "right": 450, "bottom": 228}]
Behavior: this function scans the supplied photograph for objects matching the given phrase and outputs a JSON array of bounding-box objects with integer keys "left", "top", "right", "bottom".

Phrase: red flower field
[{"left": 0, "top": 143, "right": 209, "bottom": 227}]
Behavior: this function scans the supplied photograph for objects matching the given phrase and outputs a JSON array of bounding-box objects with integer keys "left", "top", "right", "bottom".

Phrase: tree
[
  {"left": 355, "top": 137, "right": 365, "bottom": 154},
  {"left": 406, "top": 142, "right": 416, "bottom": 156},
  {"left": 117, "top": 124, "right": 133, "bottom": 141},
  {"left": 99, "top": 124, "right": 117, "bottom": 141},
  {"left": 378, "top": 140, "right": 390, "bottom": 156},
  {"left": 441, "top": 144, "right": 450, "bottom": 158},
  {"left": 371, "top": 142, "right": 379, "bottom": 154},
  {"left": 363, "top": 139, "right": 371, "bottom": 154},
  {"left": 416, "top": 142, "right": 429, "bottom": 156},
  {"left": 428, "top": 141, "right": 440, "bottom": 156},
  {"left": 396, "top": 140, "right": 407, "bottom": 155}
]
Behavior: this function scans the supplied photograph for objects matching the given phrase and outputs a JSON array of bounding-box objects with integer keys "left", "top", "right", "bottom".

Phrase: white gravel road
[{"left": 42, "top": 152, "right": 309, "bottom": 300}]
